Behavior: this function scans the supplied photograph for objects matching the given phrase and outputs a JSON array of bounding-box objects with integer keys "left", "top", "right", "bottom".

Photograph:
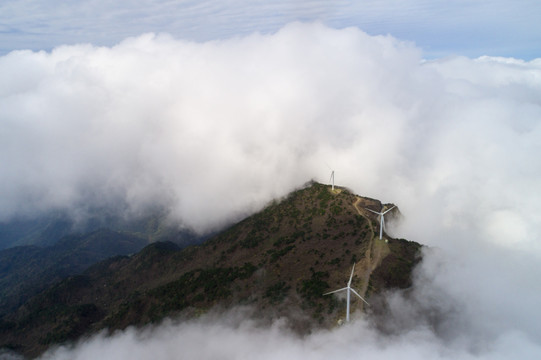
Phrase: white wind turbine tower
[
  {"left": 323, "top": 263, "right": 369, "bottom": 322},
  {"left": 365, "top": 205, "right": 396, "bottom": 240},
  {"left": 324, "top": 162, "right": 335, "bottom": 191}
]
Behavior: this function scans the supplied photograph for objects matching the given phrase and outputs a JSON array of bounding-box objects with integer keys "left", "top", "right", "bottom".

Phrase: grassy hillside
[{"left": 0, "top": 182, "right": 421, "bottom": 357}]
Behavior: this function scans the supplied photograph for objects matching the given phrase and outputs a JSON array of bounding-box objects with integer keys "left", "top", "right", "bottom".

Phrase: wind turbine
[
  {"left": 323, "top": 263, "right": 369, "bottom": 322},
  {"left": 365, "top": 205, "right": 396, "bottom": 240},
  {"left": 324, "top": 162, "right": 335, "bottom": 191}
]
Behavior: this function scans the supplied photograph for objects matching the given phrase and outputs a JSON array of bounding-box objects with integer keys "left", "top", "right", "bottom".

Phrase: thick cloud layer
[
  {"left": 37, "top": 307, "right": 541, "bottom": 360},
  {"left": 1, "top": 23, "right": 541, "bottom": 358},
  {"left": 1, "top": 23, "right": 427, "bottom": 231}
]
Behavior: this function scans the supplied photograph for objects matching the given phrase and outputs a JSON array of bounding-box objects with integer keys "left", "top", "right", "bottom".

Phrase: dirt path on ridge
[{"left": 352, "top": 197, "right": 389, "bottom": 310}]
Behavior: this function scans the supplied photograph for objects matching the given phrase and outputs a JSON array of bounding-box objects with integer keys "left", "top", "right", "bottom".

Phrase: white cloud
[
  {"left": 1, "top": 23, "right": 541, "bottom": 358},
  {"left": 0, "top": 24, "right": 428, "bottom": 232},
  {"left": 37, "top": 306, "right": 541, "bottom": 360}
]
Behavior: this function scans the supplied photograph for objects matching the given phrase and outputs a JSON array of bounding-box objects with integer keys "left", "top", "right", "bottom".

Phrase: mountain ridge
[{"left": 0, "top": 181, "right": 422, "bottom": 357}]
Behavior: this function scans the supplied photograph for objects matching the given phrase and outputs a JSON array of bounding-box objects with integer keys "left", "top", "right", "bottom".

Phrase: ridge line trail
[{"left": 352, "top": 197, "right": 389, "bottom": 309}]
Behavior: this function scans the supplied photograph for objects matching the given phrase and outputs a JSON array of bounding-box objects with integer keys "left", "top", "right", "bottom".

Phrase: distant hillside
[
  {"left": 0, "top": 230, "right": 148, "bottom": 317},
  {"left": 0, "top": 208, "right": 205, "bottom": 318},
  {"left": 0, "top": 213, "right": 74, "bottom": 249},
  {"left": 0, "top": 182, "right": 422, "bottom": 358},
  {"left": 0, "top": 208, "right": 200, "bottom": 250}
]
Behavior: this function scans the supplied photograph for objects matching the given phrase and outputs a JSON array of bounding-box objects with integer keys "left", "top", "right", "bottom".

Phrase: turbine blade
[
  {"left": 323, "top": 287, "right": 348, "bottom": 296},
  {"left": 365, "top": 208, "right": 381, "bottom": 215},
  {"left": 382, "top": 216, "right": 386, "bottom": 231},
  {"left": 350, "top": 288, "right": 370, "bottom": 306},
  {"left": 348, "top": 264, "right": 355, "bottom": 286},
  {"left": 382, "top": 206, "right": 396, "bottom": 215}
]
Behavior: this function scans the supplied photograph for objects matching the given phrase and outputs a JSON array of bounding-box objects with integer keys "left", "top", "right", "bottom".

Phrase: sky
[
  {"left": 1, "top": 1, "right": 541, "bottom": 360},
  {"left": 1, "top": 0, "right": 541, "bottom": 59}
]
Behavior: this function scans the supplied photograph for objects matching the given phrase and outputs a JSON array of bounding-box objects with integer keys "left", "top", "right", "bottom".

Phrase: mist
[
  {"left": 1, "top": 22, "right": 541, "bottom": 358},
  {"left": 36, "top": 305, "right": 541, "bottom": 360}
]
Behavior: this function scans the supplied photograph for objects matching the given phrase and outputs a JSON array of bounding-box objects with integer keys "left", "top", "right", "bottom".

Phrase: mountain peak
[{"left": 0, "top": 182, "right": 421, "bottom": 357}]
